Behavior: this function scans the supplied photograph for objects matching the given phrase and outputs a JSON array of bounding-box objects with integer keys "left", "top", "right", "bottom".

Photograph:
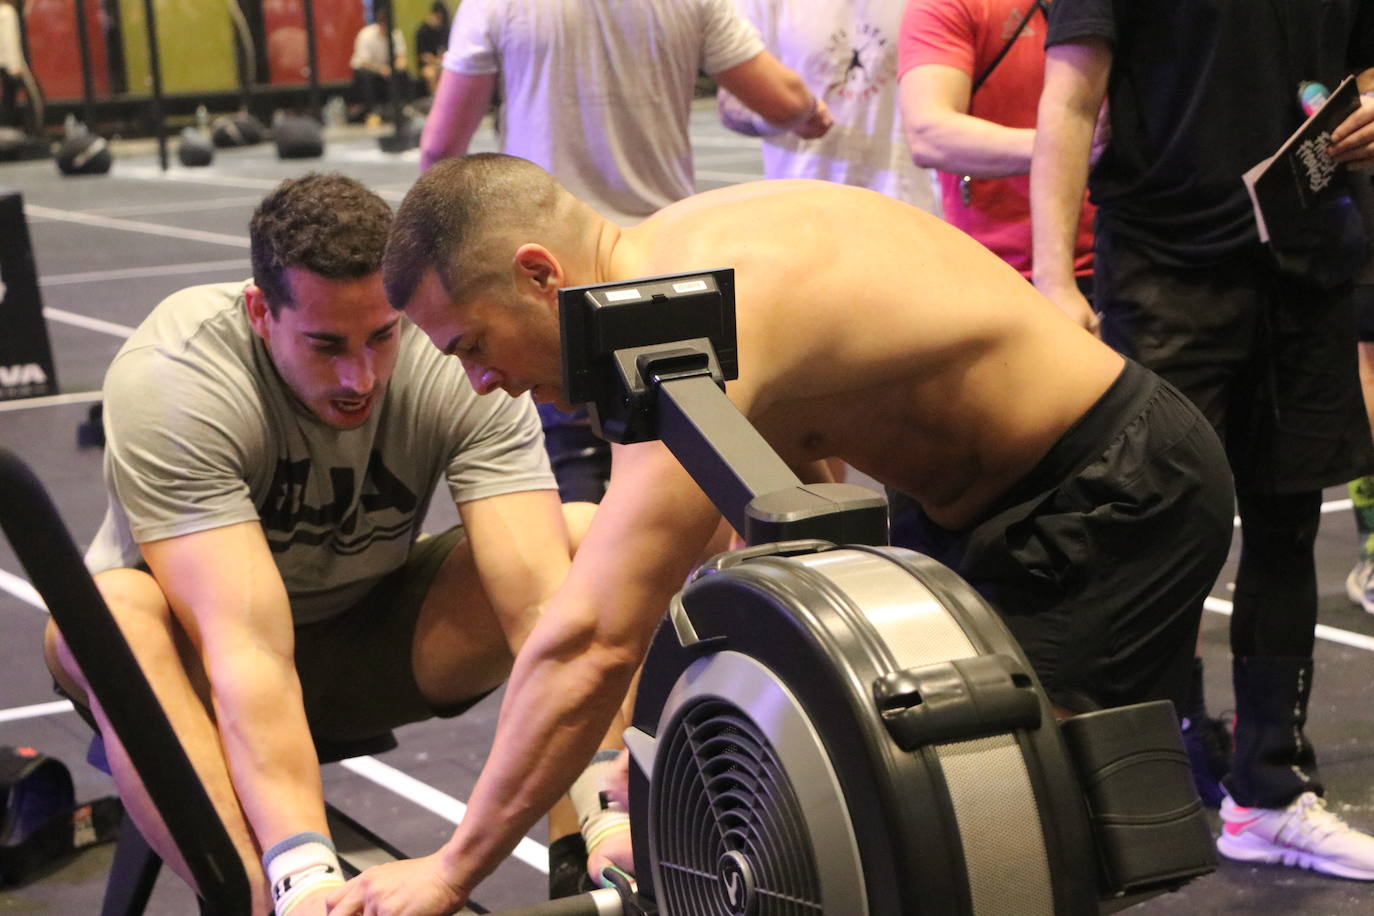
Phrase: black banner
[{"left": 0, "top": 191, "right": 58, "bottom": 400}]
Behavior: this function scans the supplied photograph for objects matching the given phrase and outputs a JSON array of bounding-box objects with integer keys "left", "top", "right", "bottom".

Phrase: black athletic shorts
[
  {"left": 293, "top": 525, "right": 495, "bottom": 741},
  {"left": 538, "top": 403, "right": 611, "bottom": 504},
  {"left": 1095, "top": 231, "right": 1374, "bottom": 493},
  {"left": 890, "top": 360, "right": 1234, "bottom": 713},
  {"left": 1356, "top": 284, "right": 1374, "bottom": 343}
]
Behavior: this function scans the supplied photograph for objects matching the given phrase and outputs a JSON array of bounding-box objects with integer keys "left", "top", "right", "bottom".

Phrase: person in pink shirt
[{"left": 897, "top": 0, "right": 1094, "bottom": 299}]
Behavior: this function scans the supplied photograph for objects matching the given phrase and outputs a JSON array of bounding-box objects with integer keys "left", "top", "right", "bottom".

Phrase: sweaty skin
[
  {"left": 328, "top": 179, "right": 1125, "bottom": 916},
  {"left": 618, "top": 181, "right": 1122, "bottom": 526}
]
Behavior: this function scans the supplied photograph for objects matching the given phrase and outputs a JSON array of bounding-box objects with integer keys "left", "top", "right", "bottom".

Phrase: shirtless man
[{"left": 327, "top": 153, "right": 1233, "bottom": 915}]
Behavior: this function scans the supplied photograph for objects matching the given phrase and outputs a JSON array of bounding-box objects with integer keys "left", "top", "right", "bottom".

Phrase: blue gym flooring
[{"left": 2, "top": 106, "right": 1373, "bottom": 914}]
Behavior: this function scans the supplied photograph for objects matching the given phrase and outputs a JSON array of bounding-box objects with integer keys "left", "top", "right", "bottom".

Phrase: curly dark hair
[{"left": 250, "top": 172, "right": 392, "bottom": 316}]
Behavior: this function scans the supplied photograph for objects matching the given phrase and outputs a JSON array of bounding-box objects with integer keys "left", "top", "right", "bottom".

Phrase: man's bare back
[{"left": 613, "top": 180, "right": 1125, "bottom": 527}]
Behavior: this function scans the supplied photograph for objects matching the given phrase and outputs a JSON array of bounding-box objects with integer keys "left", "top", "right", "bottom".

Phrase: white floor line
[
  {"left": 330, "top": 147, "right": 421, "bottom": 166},
  {"left": 1205, "top": 595, "right": 1374, "bottom": 652},
  {"left": 82, "top": 196, "right": 264, "bottom": 218},
  {"left": 110, "top": 166, "right": 286, "bottom": 191},
  {"left": 0, "top": 389, "right": 103, "bottom": 412},
  {"left": 1232, "top": 498, "right": 1355, "bottom": 528},
  {"left": 0, "top": 700, "right": 74, "bottom": 724},
  {"left": 337, "top": 755, "right": 549, "bottom": 874},
  {"left": 40, "top": 259, "right": 251, "bottom": 287},
  {"left": 0, "top": 567, "right": 45, "bottom": 609},
  {"left": 113, "top": 165, "right": 407, "bottom": 202},
  {"left": 44, "top": 307, "right": 137, "bottom": 338},
  {"left": 23, "top": 204, "right": 250, "bottom": 248}
]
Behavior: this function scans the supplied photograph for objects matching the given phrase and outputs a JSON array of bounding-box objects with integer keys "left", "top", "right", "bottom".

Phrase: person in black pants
[
  {"left": 415, "top": 1, "right": 450, "bottom": 97},
  {"left": 1032, "top": 0, "right": 1374, "bottom": 880},
  {"left": 0, "top": 0, "right": 27, "bottom": 129}
]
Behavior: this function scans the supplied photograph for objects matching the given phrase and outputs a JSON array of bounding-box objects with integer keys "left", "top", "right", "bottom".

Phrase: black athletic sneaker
[
  {"left": 1181, "top": 711, "right": 1234, "bottom": 809},
  {"left": 548, "top": 833, "right": 598, "bottom": 899}
]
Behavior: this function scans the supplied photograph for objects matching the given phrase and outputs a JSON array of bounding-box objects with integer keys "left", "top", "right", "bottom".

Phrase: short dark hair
[
  {"left": 384, "top": 153, "right": 561, "bottom": 311},
  {"left": 250, "top": 172, "right": 392, "bottom": 317}
]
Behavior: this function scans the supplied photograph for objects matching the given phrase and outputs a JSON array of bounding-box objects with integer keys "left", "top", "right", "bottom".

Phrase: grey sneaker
[
  {"left": 1345, "top": 558, "right": 1374, "bottom": 615},
  {"left": 1218, "top": 792, "right": 1374, "bottom": 880}
]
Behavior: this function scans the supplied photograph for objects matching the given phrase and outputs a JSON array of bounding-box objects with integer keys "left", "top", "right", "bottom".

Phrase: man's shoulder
[
  {"left": 108, "top": 280, "right": 253, "bottom": 387},
  {"left": 122, "top": 280, "right": 246, "bottom": 348}
]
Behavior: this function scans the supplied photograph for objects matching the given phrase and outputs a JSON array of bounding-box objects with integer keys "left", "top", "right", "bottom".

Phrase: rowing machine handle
[{"left": 495, "top": 887, "right": 626, "bottom": 916}]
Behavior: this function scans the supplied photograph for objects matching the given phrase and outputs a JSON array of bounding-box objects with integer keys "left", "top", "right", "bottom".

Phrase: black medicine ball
[
  {"left": 211, "top": 113, "right": 265, "bottom": 148},
  {"left": 275, "top": 114, "right": 324, "bottom": 159},
  {"left": 177, "top": 128, "right": 214, "bottom": 167},
  {"left": 55, "top": 133, "right": 112, "bottom": 175}
]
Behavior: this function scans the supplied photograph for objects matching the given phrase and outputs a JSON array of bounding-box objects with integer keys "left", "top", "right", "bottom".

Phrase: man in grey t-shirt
[
  {"left": 423, "top": 0, "right": 833, "bottom": 222},
  {"left": 42, "top": 173, "right": 582, "bottom": 916}
]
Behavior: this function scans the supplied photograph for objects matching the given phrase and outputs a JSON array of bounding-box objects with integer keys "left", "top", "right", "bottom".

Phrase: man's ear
[
  {"left": 512, "top": 243, "right": 563, "bottom": 294},
  {"left": 243, "top": 284, "right": 274, "bottom": 340}
]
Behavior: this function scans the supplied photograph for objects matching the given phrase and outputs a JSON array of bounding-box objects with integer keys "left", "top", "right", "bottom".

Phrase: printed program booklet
[{"left": 1243, "top": 74, "right": 1361, "bottom": 244}]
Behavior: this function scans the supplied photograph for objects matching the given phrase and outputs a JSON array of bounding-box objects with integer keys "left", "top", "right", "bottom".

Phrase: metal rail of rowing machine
[
  {"left": 558, "top": 268, "right": 887, "bottom": 547},
  {"left": 0, "top": 447, "right": 250, "bottom": 915}
]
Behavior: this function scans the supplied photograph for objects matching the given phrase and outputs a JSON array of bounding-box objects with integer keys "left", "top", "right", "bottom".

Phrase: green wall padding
[{"left": 121, "top": 0, "right": 238, "bottom": 96}]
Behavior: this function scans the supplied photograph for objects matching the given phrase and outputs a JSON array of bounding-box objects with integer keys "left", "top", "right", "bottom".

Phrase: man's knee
[
  {"left": 47, "top": 569, "right": 180, "bottom": 691},
  {"left": 562, "top": 501, "right": 597, "bottom": 554},
  {"left": 42, "top": 617, "right": 85, "bottom": 704}
]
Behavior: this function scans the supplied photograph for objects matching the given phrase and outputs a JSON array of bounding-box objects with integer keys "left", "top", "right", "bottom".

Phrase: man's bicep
[
  {"left": 711, "top": 51, "right": 809, "bottom": 125},
  {"left": 458, "top": 488, "right": 571, "bottom": 635},
  {"left": 900, "top": 64, "right": 973, "bottom": 124},
  {"left": 420, "top": 71, "right": 495, "bottom": 169},
  {"left": 1040, "top": 40, "right": 1112, "bottom": 117},
  {"left": 565, "top": 443, "right": 721, "bottom": 650}
]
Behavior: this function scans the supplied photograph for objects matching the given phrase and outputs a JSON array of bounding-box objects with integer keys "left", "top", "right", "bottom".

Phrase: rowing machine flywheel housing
[{"left": 625, "top": 541, "right": 1212, "bottom": 916}]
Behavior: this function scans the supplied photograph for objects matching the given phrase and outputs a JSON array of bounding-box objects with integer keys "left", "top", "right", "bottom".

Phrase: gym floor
[{"left": 1, "top": 104, "right": 1372, "bottom": 914}]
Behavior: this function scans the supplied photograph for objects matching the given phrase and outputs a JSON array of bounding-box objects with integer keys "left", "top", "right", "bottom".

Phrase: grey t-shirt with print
[{"left": 86, "top": 280, "right": 556, "bottom": 624}]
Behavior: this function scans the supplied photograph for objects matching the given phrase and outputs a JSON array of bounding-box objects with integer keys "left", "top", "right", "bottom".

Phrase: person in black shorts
[
  {"left": 324, "top": 156, "right": 1234, "bottom": 915},
  {"left": 890, "top": 359, "right": 1232, "bottom": 712},
  {"left": 1032, "top": 0, "right": 1374, "bottom": 880}
]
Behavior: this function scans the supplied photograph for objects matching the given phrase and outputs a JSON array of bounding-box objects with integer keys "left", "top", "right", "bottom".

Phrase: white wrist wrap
[
  {"left": 571, "top": 750, "right": 631, "bottom": 853},
  {"left": 262, "top": 831, "right": 344, "bottom": 916},
  {"left": 569, "top": 750, "right": 620, "bottom": 825},
  {"left": 582, "top": 808, "right": 631, "bottom": 853}
]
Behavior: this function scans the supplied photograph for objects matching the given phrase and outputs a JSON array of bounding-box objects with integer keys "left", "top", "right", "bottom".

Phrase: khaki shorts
[{"left": 62, "top": 526, "right": 495, "bottom": 754}]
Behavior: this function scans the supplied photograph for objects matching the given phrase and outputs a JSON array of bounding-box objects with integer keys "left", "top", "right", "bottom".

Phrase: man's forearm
[
  {"left": 436, "top": 627, "right": 639, "bottom": 895},
  {"left": 906, "top": 112, "right": 1036, "bottom": 178},
  {"left": 1030, "top": 44, "right": 1109, "bottom": 295},
  {"left": 420, "top": 71, "right": 495, "bottom": 171},
  {"left": 434, "top": 459, "right": 718, "bottom": 897},
  {"left": 717, "top": 88, "right": 778, "bottom": 138},
  {"left": 1029, "top": 110, "right": 1093, "bottom": 295},
  {"left": 714, "top": 51, "right": 818, "bottom": 130},
  {"left": 419, "top": 111, "right": 474, "bottom": 173},
  {"left": 211, "top": 653, "right": 330, "bottom": 851}
]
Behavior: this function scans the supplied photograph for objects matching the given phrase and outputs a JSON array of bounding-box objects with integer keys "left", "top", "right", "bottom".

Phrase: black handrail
[{"left": 0, "top": 447, "right": 250, "bottom": 914}]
